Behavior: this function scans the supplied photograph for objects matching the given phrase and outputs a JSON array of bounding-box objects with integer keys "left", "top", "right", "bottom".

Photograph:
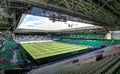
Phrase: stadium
[{"left": 0, "top": 0, "right": 120, "bottom": 74}]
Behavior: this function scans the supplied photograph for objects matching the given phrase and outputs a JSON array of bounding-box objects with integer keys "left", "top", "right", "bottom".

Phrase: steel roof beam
[{"left": 20, "top": 0, "right": 113, "bottom": 26}]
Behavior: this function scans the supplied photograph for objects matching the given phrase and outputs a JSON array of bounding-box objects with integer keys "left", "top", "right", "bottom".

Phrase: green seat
[{"left": 57, "top": 39, "right": 120, "bottom": 48}]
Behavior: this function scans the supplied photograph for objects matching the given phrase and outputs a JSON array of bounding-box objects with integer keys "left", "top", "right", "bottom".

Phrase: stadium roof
[
  {"left": 0, "top": 0, "right": 120, "bottom": 31},
  {"left": 15, "top": 14, "right": 101, "bottom": 32}
]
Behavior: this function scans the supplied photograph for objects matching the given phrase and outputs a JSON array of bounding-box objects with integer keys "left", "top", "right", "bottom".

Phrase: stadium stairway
[{"left": 16, "top": 50, "right": 23, "bottom": 64}]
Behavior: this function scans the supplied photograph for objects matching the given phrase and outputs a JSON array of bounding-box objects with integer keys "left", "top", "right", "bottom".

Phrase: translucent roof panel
[{"left": 17, "top": 14, "right": 96, "bottom": 31}]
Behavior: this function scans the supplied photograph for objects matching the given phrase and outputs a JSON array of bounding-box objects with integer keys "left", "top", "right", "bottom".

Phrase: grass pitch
[{"left": 22, "top": 42, "right": 89, "bottom": 59}]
